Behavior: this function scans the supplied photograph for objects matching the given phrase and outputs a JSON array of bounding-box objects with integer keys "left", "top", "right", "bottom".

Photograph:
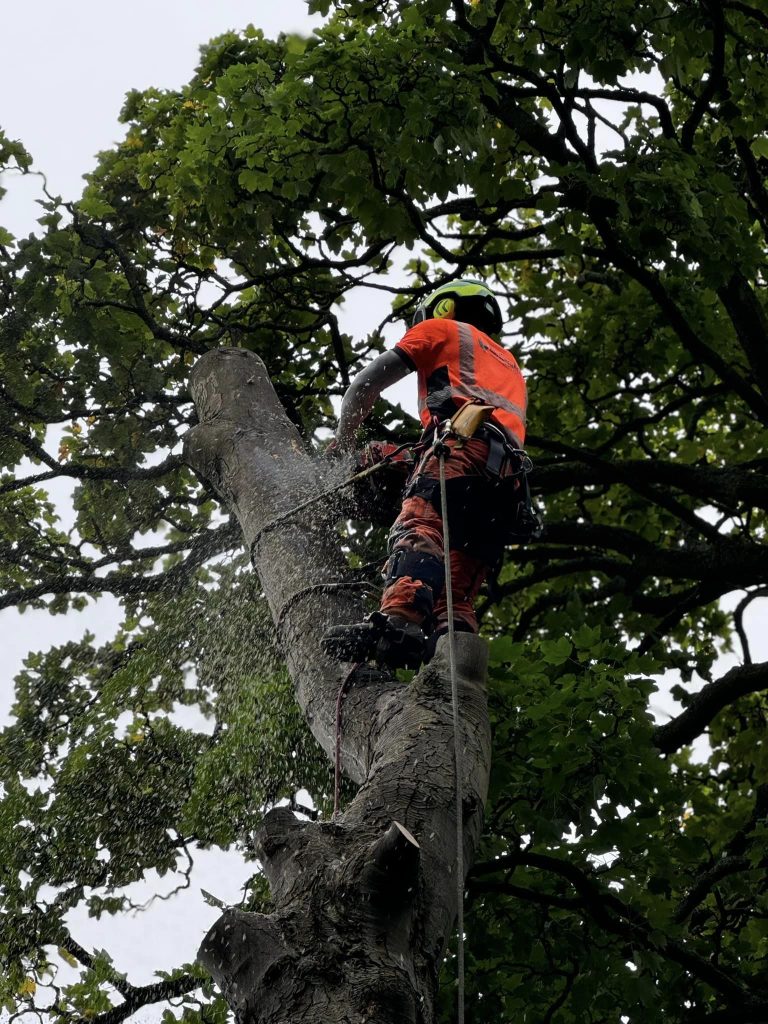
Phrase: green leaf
[{"left": 539, "top": 637, "right": 573, "bottom": 665}]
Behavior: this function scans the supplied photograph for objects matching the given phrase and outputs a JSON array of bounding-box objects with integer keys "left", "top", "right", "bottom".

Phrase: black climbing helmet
[{"left": 411, "top": 278, "right": 503, "bottom": 336}]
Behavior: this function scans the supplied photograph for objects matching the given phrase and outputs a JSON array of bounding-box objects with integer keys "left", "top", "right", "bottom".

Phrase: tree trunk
[{"left": 184, "top": 348, "right": 491, "bottom": 1024}]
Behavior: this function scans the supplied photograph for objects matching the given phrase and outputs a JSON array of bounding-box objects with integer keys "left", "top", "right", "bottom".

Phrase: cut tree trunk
[{"left": 184, "top": 348, "right": 491, "bottom": 1024}]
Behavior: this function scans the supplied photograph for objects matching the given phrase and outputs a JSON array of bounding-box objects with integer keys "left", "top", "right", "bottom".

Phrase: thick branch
[
  {"left": 681, "top": 2, "right": 727, "bottom": 151},
  {"left": 572, "top": 87, "right": 676, "bottom": 139},
  {"left": 528, "top": 435, "right": 768, "bottom": 512},
  {"left": 674, "top": 856, "right": 753, "bottom": 924},
  {"left": 717, "top": 271, "right": 768, "bottom": 401},
  {"left": 0, "top": 521, "right": 238, "bottom": 611},
  {"left": 542, "top": 521, "right": 768, "bottom": 589},
  {"left": 87, "top": 975, "right": 199, "bottom": 1024},
  {"left": 687, "top": 1007, "right": 768, "bottom": 1024},
  {"left": 654, "top": 660, "right": 768, "bottom": 753},
  {"left": 471, "top": 851, "right": 754, "bottom": 1003}
]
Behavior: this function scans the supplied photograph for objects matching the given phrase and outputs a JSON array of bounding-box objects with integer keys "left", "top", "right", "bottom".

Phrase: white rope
[{"left": 438, "top": 450, "right": 465, "bottom": 1024}]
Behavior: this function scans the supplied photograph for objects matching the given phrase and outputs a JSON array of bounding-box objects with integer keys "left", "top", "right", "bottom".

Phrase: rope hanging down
[
  {"left": 331, "top": 440, "right": 467, "bottom": 1018},
  {"left": 437, "top": 443, "right": 466, "bottom": 1024}
]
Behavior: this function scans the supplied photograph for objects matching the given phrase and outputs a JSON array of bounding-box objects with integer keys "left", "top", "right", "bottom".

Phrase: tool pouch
[{"left": 448, "top": 401, "right": 496, "bottom": 442}]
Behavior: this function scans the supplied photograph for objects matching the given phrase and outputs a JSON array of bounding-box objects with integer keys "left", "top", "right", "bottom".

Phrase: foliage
[{"left": 2, "top": 0, "right": 768, "bottom": 1020}]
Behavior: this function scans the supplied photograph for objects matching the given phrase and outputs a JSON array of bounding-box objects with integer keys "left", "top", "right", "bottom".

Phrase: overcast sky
[
  {"left": 0, "top": 2, "right": 321, "bottom": 236},
  {"left": 0, "top": 3, "right": 328, "bottom": 1014},
  {"left": 0, "top": 4, "right": 417, "bottom": 1014},
  {"left": 1, "top": 3, "right": 766, "bottom": 1018}
]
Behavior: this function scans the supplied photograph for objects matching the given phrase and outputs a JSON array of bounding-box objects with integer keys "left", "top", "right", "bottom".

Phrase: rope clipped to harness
[{"left": 435, "top": 428, "right": 467, "bottom": 1024}]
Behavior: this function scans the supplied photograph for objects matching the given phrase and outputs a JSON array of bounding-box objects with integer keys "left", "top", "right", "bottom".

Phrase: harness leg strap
[{"left": 384, "top": 548, "right": 446, "bottom": 595}]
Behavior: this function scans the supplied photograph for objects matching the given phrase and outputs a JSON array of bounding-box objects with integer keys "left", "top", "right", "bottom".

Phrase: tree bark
[{"left": 184, "top": 348, "right": 492, "bottom": 1024}]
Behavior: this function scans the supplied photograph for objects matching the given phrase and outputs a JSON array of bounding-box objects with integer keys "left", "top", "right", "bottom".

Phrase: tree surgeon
[{"left": 323, "top": 279, "right": 535, "bottom": 668}]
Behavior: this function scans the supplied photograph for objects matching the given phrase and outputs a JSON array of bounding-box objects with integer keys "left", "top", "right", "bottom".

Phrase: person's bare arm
[{"left": 335, "top": 350, "right": 411, "bottom": 450}]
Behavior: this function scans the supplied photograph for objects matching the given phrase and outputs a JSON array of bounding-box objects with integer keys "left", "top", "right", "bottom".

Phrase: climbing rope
[
  {"left": 275, "top": 580, "right": 378, "bottom": 639},
  {"left": 330, "top": 440, "right": 466, "bottom": 1019},
  {"left": 437, "top": 442, "right": 466, "bottom": 1024}
]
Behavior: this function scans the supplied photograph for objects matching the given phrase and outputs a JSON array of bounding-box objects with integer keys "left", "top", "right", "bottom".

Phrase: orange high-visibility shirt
[{"left": 394, "top": 319, "right": 527, "bottom": 447}]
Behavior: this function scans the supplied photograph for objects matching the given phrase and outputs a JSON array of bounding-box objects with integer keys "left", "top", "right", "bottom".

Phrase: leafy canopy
[{"left": 1, "top": 1, "right": 768, "bottom": 1021}]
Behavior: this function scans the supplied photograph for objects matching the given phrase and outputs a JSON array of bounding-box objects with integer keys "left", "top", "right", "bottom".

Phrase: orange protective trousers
[{"left": 380, "top": 438, "right": 499, "bottom": 634}]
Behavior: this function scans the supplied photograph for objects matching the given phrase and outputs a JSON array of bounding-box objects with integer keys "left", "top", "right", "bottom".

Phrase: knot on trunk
[
  {"left": 198, "top": 909, "right": 291, "bottom": 1023},
  {"left": 200, "top": 814, "right": 423, "bottom": 1023}
]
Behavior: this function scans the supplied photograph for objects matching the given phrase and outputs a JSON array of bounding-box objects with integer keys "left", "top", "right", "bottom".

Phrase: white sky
[
  {"left": 0, "top": 2, "right": 329, "bottom": 1014},
  {"left": 1, "top": 3, "right": 766, "bottom": 1018},
  {"left": 0, "top": 0, "right": 405, "bottom": 707},
  {"left": 0, "top": 2, "right": 321, "bottom": 236}
]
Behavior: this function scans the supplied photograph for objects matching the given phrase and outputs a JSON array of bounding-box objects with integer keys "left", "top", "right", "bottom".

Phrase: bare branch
[
  {"left": 654, "top": 660, "right": 768, "bottom": 754},
  {"left": 681, "top": 2, "right": 727, "bottom": 151},
  {"left": 674, "top": 856, "right": 753, "bottom": 924}
]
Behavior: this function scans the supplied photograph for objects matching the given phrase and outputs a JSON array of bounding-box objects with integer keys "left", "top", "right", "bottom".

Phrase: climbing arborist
[{"left": 322, "top": 278, "right": 532, "bottom": 668}]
